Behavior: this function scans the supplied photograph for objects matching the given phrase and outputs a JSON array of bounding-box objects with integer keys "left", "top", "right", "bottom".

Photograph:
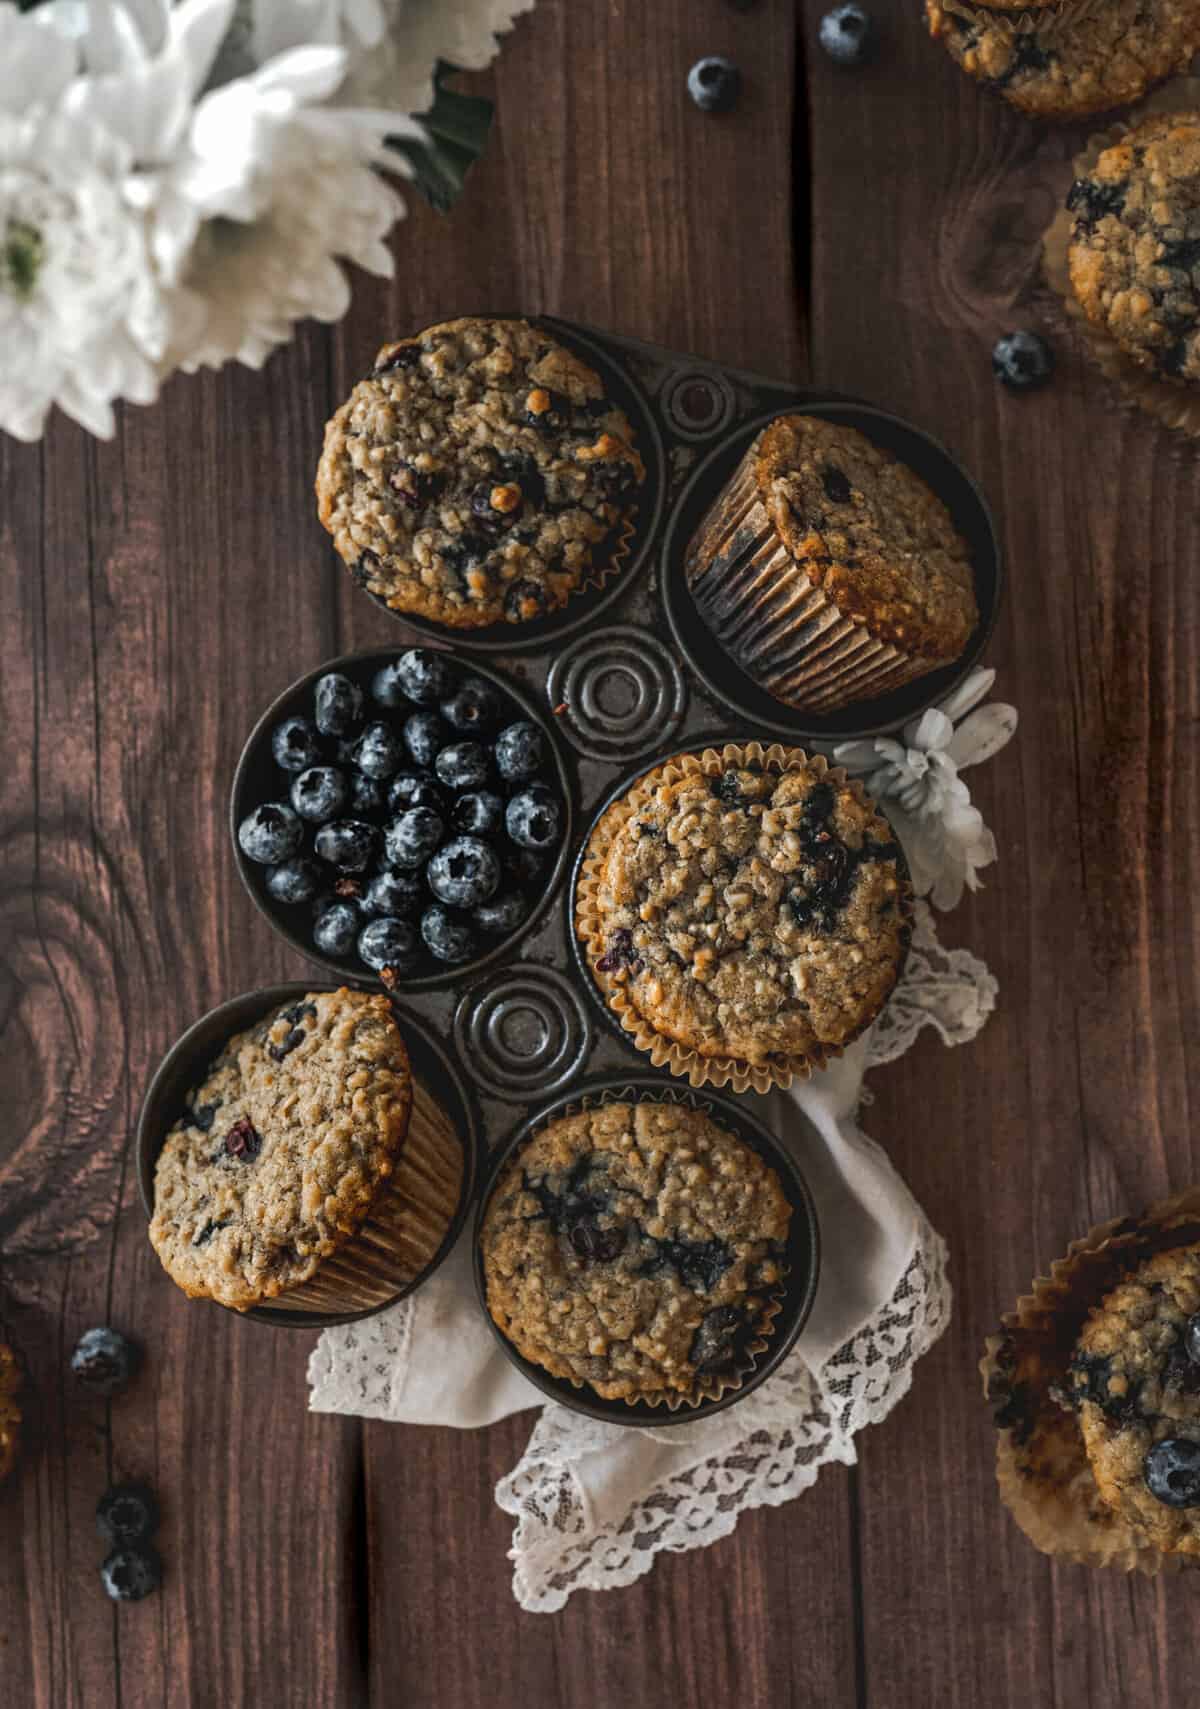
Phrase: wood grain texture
[{"left": 4, "top": 0, "right": 1200, "bottom": 1702}]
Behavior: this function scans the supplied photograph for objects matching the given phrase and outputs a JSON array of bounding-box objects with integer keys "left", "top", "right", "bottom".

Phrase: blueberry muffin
[
  {"left": 925, "top": 0, "right": 1200, "bottom": 120},
  {"left": 984, "top": 1193, "right": 1200, "bottom": 1569},
  {"left": 316, "top": 317, "right": 645, "bottom": 629},
  {"left": 1069, "top": 115, "right": 1200, "bottom": 383},
  {"left": 149, "top": 989, "right": 462, "bottom": 1313},
  {"left": 576, "top": 749, "right": 911, "bottom": 1084},
  {"left": 1068, "top": 1246, "right": 1200, "bottom": 1555},
  {"left": 686, "top": 416, "right": 977, "bottom": 713},
  {"left": 480, "top": 1099, "right": 792, "bottom": 1405}
]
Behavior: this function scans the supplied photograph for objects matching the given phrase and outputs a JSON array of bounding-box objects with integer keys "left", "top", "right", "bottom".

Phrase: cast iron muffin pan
[
  {"left": 137, "top": 982, "right": 481, "bottom": 1328},
  {"left": 472, "top": 1076, "right": 821, "bottom": 1427},
  {"left": 145, "top": 318, "right": 1002, "bottom": 1405}
]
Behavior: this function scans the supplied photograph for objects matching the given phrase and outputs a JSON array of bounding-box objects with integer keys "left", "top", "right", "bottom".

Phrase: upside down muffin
[
  {"left": 480, "top": 1099, "right": 792, "bottom": 1404},
  {"left": 316, "top": 317, "right": 645, "bottom": 629}
]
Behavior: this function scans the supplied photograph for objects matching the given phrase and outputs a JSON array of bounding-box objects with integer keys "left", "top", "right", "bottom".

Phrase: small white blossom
[{"left": 834, "top": 669, "right": 1017, "bottom": 912}]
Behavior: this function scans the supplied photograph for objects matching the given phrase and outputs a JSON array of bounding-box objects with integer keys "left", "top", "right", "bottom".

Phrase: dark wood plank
[{"left": 800, "top": 5, "right": 1200, "bottom": 1704}]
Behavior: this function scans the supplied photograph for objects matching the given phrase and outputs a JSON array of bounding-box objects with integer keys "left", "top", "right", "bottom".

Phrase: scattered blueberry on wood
[
  {"left": 101, "top": 1545, "right": 162, "bottom": 1603},
  {"left": 687, "top": 57, "right": 741, "bottom": 114},
  {"left": 992, "top": 330, "right": 1055, "bottom": 392},
  {"left": 96, "top": 1483, "right": 159, "bottom": 1547},
  {"left": 818, "top": 5, "right": 875, "bottom": 68},
  {"left": 71, "top": 1328, "right": 140, "bottom": 1397}
]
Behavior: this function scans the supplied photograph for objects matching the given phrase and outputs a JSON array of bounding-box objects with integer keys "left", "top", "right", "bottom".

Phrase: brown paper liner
[
  {"left": 481, "top": 1084, "right": 790, "bottom": 1412},
  {"left": 574, "top": 744, "right": 913, "bottom": 1095},
  {"left": 685, "top": 441, "right": 943, "bottom": 715},
  {"left": 1044, "top": 82, "right": 1200, "bottom": 437},
  {"left": 936, "top": 0, "right": 1114, "bottom": 39},
  {"left": 265, "top": 1074, "right": 464, "bottom": 1316},
  {"left": 981, "top": 1187, "right": 1200, "bottom": 1571}
]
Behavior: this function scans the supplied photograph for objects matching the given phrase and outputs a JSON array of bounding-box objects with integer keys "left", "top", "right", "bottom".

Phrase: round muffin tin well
[
  {"left": 137, "top": 982, "right": 482, "bottom": 1328},
  {"left": 144, "top": 318, "right": 1004, "bottom": 1408},
  {"left": 472, "top": 1076, "right": 820, "bottom": 1427}
]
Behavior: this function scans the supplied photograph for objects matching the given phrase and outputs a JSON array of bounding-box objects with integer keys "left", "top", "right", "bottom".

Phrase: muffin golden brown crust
[
  {"left": 577, "top": 750, "right": 910, "bottom": 1075},
  {"left": 150, "top": 990, "right": 413, "bottom": 1310},
  {"left": 1068, "top": 115, "right": 1200, "bottom": 384},
  {"left": 0, "top": 1342, "right": 20, "bottom": 1482},
  {"left": 754, "top": 416, "right": 977, "bottom": 663},
  {"left": 480, "top": 1100, "right": 791, "bottom": 1403},
  {"left": 316, "top": 317, "right": 644, "bottom": 629}
]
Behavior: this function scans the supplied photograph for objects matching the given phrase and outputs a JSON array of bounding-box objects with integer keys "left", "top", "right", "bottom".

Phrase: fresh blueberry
[
  {"left": 1187, "top": 1313, "right": 1200, "bottom": 1365},
  {"left": 506, "top": 784, "right": 563, "bottom": 851},
  {"left": 71, "top": 1328, "right": 140, "bottom": 1397},
  {"left": 818, "top": 4, "right": 875, "bottom": 66},
  {"left": 349, "top": 772, "right": 384, "bottom": 816},
  {"left": 1144, "top": 1438, "right": 1200, "bottom": 1508},
  {"left": 427, "top": 836, "right": 501, "bottom": 909},
  {"left": 473, "top": 892, "right": 529, "bottom": 934},
  {"left": 440, "top": 676, "right": 504, "bottom": 734},
  {"left": 271, "top": 715, "right": 321, "bottom": 773},
  {"left": 101, "top": 1545, "right": 162, "bottom": 1602},
  {"left": 687, "top": 55, "right": 741, "bottom": 113},
  {"left": 404, "top": 710, "right": 448, "bottom": 770},
  {"left": 290, "top": 766, "right": 348, "bottom": 824},
  {"left": 992, "top": 330, "right": 1055, "bottom": 392},
  {"left": 389, "top": 648, "right": 457, "bottom": 707},
  {"left": 313, "top": 899, "right": 364, "bottom": 958},
  {"left": 314, "top": 819, "right": 379, "bottom": 872},
  {"left": 454, "top": 790, "right": 504, "bottom": 835},
  {"left": 435, "top": 742, "right": 491, "bottom": 792},
  {"left": 387, "top": 772, "right": 451, "bottom": 816},
  {"left": 494, "top": 721, "right": 545, "bottom": 783},
  {"left": 354, "top": 721, "right": 406, "bottom": 780},
  {"left": 265, "top": 856, "right": 322, "bottom": 906},
  {"left": 358, "top": 916, "right": 421, "bottom": 972},
  {"left": 97, "top": 1483, "right": 159, "bottom": 1547},
  {"left": 364, "top": 869, "right": 424, "bottom": 918},
  {"left": 420, "top": 903, "right": 478, "bottom": 964},
  {"left": 385, "top": 806, "right": 445, "bottom": 869},
  {"left": 314, "top": 672, "right": 364, "bottom": 737},
  {"left": 238, "top": 803, "right": 303, "bottom": 865}
]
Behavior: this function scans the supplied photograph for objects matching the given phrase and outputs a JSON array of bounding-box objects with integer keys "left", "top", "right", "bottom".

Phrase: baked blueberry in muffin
[
  {"left": 316, "top": 317, "right": 645, "bottom": 629},
  {"left": 480, "top": 1099, "right": 792, "bottom": 1404}
]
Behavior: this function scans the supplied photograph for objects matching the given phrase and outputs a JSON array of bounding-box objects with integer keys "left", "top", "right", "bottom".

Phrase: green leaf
[{"left": 389, "top": 61, "right": 494, "bottom": 216}]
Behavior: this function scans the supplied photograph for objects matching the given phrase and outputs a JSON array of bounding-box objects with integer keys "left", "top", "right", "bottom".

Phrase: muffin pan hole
[
  {"left": 454, "top": 966, "right": 592, "bottom": 1102},
  {"left": 663, "top": 370, "right": 735, "bottom": 441},
  {"left": 545, "top": 625, "right": 687, "bottom": 762}
]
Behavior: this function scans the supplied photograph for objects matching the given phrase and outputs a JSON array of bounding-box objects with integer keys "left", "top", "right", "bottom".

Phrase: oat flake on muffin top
[
  {"left": 581, "top": 757, "right": 910, "bottom": 1068},
  {"left": 316, "top": 316, "right": 645, "bottom": 629},
  {"left": 1069, "top": 114, "right": 1200, "bottom": 383},
  {"left": 149, "top": 989, "right": 412, "bottom": 1310},
  {"left": 481, "top": 1100, "right": 792, "bottom": 1402}
]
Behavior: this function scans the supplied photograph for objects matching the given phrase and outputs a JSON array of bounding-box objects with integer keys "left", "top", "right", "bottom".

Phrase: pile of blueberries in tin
[{"left": 237, "top": 650, "right": 565, "bottom": 977}]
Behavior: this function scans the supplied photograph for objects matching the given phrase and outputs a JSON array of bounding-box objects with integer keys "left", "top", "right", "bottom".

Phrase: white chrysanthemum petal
[
  {"left": 250, "top": 43, "right": 348, "bottom": 102},
  {"left": 936, "top": 667, "right": 996, "bottom": 726},
  {"left": 0, "top": 7, "right": 77, "bottom": 117},
  {"left": 82, "top": 0, "right": 150, "bottom": 76},
  {"left": 946, "top": 703, "right": 1018, "bottom": 771},
  {"left": 907, "top": 707, "right": 953, "bottom": 753},
  {"left": 250, "top": 0, "right": 343, "bottom": 59}
]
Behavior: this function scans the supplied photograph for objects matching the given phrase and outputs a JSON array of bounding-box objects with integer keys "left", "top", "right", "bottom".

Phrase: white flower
[
  {"left": 834, "top": 669, "right": 1017, "bottom": 912},
  {"left": 0, "top": 101, "right": 171, "bottom": 440}
]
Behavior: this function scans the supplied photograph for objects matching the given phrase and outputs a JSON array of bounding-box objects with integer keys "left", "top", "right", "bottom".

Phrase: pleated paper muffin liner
[
  {"left": 479, "top": 1083, "right": 793, "bottom": 1413},
  {"left": 685, "top": 440, "right": 942, "bottom": 715},
  {"left": 574, "top": 743, "right": 913, "bottom": 1096},
  {"left": 981, "top": 1187, "right": 1200, "bottom": 1571},
  {"left": 1043, "top": 81, "right": 1200, "bottom": 437},
  {"left": 269, "top": 1074, "right": 464, "bottom": 1315}
]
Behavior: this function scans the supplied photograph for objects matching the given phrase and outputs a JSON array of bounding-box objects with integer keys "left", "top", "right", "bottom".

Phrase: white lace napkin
[{"left": 308, "top": 904, "right": 994, "bottom": 1610}]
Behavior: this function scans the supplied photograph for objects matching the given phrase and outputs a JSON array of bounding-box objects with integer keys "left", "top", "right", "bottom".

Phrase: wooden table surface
[{"left": 4, "top": 2, "right": 1200, "bottom": 1704}]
